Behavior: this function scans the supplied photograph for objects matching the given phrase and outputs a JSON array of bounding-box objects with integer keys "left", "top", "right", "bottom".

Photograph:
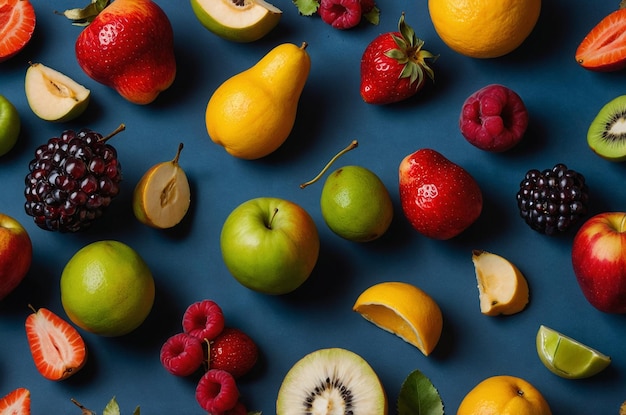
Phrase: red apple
[
  {"left": 399, "top": 148, "right": 483, "bottom": 239},
  {"left": 0, "top": 213, "right": 33, "bottom": 300},
  {"left": 572, "top": 212, "right": 626, "bottom": 313}
]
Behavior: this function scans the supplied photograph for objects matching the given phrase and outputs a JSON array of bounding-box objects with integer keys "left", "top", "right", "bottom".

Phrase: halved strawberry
[
  {"left": 0, "top": 388, "right": 30, "bottom": 415},
  {"left": 0, "top": 0, "right": 36, "bottom": 63},
  {"left": 575, "top": 7, "right": 626, "bottom": 71},
  {"left": 25, "top": 306, "right": 87, "bottom": 381}
]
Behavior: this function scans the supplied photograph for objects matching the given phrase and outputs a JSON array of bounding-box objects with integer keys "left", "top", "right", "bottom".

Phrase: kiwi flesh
[
  {"left": 587, "top": 95, "right": 626, "bottom": 161},
  {"left": 276, "top": 348, "right": 388, "bottom": 415}
]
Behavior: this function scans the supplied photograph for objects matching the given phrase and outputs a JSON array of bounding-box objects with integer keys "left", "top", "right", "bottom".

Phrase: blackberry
[
  {"left": 24, "top": 125, "right": 124, "bottom": 232},
  {"left": 516, "top": 163, "right": 589, "bottom": 235}
]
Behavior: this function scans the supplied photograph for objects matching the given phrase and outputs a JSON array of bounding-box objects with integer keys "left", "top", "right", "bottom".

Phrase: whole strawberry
[
  {"left": 360, "top": 13, "right": 436, "bottom": 105},
  {"left": 209, "top": 327, "right": 258, "bottom": 379},
  {"left": 63, "top": 0, "right": 176, "bottom": 105}
]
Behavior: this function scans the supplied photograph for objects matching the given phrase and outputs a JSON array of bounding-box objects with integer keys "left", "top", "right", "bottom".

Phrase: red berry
[
  {"left": 182, "top": 299, "right": 225, "bottom": 341},
  {"left": 195, "top": 369, "right": 239, "bottom": 414},
  {"left": 209, "top": 327, "right": 258, "bottom": 379},
  {"left": 360, "top": 0, "right": 376, "bottom": 13},
  {"left": 360, "top": 13, "right": 437, "bottom": 105},
  {"left": 318, "top": 0, "right": 362, "bottom": 30},
  {"left": 160, "top": 333, "right": 204, "bottom": 376},
  {"left": 459, "top": 84, "right": 528, "bottom": 152},
  {"left": 224, "top": 401, "right": 247, "bottom": 415}
]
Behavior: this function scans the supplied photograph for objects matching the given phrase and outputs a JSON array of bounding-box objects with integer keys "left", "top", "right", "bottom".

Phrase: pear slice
[
  {"left": 191, "top": 0, "right": 282, "bottom": 43},
  {"left": 24, "top": 62, "right": 90, "bottom": 122},
  {"left": 471, "top": 250, "right": 529, "bottom": 316},
  {"left": 133, "top": 143, "right": 191, "bottom": 229}
]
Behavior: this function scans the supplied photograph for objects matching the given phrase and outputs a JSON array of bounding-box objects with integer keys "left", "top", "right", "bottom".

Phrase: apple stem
[
  {"left": 300, "top": 140, "right": 358, "bottom": 189},
  {"left": 172, "top": 143, "right": 184, "bottom": 165},
  {"left": 301, "top": 41, "right": 308, "bottom": 50},
  {"left": 267, "top": 208, "right": 279, "bottom": 230},
  {"left": 98, "top": 123, "right": 126, "bottom": 143}
]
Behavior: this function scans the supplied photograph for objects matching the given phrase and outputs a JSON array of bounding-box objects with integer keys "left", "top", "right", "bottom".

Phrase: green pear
[
  {"left": 191, "top": 0, "right": 281, "bottom": 43},
  {"left": 301, "top": 141, "right": 394, "bottom": 242},
  {"left": 24, "top": 62, "right": 90, "bottom": 122}
]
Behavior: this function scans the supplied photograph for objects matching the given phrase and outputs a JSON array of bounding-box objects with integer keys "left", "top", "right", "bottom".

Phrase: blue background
[{"left": 1, "top": 0, "right": 626, "bottom": 413}]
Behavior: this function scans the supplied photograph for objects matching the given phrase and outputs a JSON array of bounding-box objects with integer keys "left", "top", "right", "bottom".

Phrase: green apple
[
  {"left": 0, "top": 95, "right": 20, "bottom": 157},
  {"left": 191, "top": 0, "right": 282, "bottom": 43},
  {"left": 0, "top": 213, "right": 32, "bottom": 300},
  {"left": 220, "top": 197, "right": 319, "bottom": 295},
  {"left": 25, "top": 62, "right": 90, "bottom": 122}
]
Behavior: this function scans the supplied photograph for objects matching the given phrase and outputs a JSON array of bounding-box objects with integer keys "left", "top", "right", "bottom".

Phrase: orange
[
  {"left": 428, "top": 0, "right": 541, "bottom": 58},
  {"left": 457, "top": 375, "right": 552, "bottom": 415},
  {"left": 353, "top": 281, "right": 443, "bottom": 356}
]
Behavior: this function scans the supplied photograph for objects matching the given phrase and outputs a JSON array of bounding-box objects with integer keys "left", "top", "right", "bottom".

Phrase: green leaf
[
  {"left": 103, "top": 397, "right": 121, "bottom": 415},
  {"left": 397, "top": 369, "right": 444, "bottom": 415},
  {"left": 363, "top": 6, "right": 380, "bottom": 25},
  {"left": 62, "top": 0, "right": 109, "bottom": 26},
  {"left": 293, "top": 0, "right": 319, "bottom": 16},
  {"left": 132, "top": 406, "right": 140, "bottom": 415}
]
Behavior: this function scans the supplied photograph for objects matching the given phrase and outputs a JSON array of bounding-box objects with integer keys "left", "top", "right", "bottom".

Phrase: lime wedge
[{"left": 536, "top": 325, "right": 611, "bottom": 379}]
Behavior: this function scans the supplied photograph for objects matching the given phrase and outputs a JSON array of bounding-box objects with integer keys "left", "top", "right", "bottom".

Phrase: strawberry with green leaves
[{"left": 360, "top": 13, "right": 437, "bottom": 105}]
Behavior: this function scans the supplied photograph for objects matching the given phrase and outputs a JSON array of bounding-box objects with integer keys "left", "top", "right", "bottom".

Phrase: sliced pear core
[
  {"left": 25, "top": 62, "right": 90, "bottom": 122},
  {"left": 191, "top": 0, "right": 282, "bottom": 42},
  {"left": 133, "top": 143, "right": 191, "bottom": 229},
  {"left": 472, "top": 250, "right": 529, "bottom": 316}
]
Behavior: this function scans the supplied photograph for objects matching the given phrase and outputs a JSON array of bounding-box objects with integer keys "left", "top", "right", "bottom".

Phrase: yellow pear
[
  {"left": 471, "top": 249, "right": 529, "bottom": 316},
  {"left": 133, "top": 143, "right": 191, "bottom": 229},
  {"left": 206, "top": 42, "right": 311, "bottom": 160}
]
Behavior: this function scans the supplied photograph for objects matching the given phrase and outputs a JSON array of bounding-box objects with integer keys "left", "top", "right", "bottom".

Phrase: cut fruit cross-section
[
  {"left": 0, "top": 0, "right": 36, "bottom": 62},
  {"left": 536, "top": 325, "right": 611, "bottom": 379},
  {"left": 353, "top": 281, "right": 443, "bottom": 356},
  {"left": 472, "top": 249, "right": 529, "bottom": 316}
]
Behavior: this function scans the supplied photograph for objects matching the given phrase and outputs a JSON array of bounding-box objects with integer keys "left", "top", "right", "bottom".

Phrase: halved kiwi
[
  {"left": 587, "top": 95, "right": 626, "bottom": 161},
  {"left": 276, "top": 348, "right": 388, "bottom": 415}
]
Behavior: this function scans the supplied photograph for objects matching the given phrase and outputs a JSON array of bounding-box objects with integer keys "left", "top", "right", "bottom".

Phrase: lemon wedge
[
  {"left": 536, "top": 325, "right": 611, "bottom": 379},
  {"left": 353, "top": 281, "right": 443, "bottom": 356},
  {"left": 472, "top": 250, "right": 529, "bottom": 316}
]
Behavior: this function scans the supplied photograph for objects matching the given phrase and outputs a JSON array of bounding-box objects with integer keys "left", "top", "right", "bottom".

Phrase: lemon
[
  {"left": 353, "top": 281, "right": 443, "bottom": 356},
  {"left": 428, "top": 0, "right": 541, "bottom": 58},
  {"left": 536, "top": 325, "right": 611, "bottom": 379},
  {"left": 471, "top": 250, "right": 529, "bottom": 316},
  {"left": 457, "top": 375, "right": 552, "bottom": 415},
  {"left": 60, "top": 240, "right": 155, "bottom": 337}
]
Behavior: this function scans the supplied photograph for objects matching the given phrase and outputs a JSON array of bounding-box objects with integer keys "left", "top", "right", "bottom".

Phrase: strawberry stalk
[{"left": 387, "top": 13, "right": 437, "bottom": 87}]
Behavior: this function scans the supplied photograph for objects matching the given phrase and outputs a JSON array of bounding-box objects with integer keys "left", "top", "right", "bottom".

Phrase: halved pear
[
  {"left": 190, "top": 0, "right": 282, "bottom": 43},
  {"left": 24, "top": 62, "right": 90, "bottom": 122},
  {"left": 472, "top": 250, "right": 529, "bottom": 316},
  {"left": 133, "top": 143, "right": 191, "bottom": 229}
]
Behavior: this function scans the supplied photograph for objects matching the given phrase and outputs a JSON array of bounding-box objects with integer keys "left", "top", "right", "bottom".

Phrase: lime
[
  {"left": 536, "top": 325, "right": 611, "bottom": 379},
  {"left": 321, "top": 165, "right": 393, "bottom": 242},
  {"left": 60, "top": 240, "right": 155, "bottom": 337}
]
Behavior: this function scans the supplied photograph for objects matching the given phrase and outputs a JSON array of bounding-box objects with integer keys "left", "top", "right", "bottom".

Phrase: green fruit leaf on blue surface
[
  {"left": 293, "top": 0, "right": 319, "bottom": 16},
  {"left": 397, "top": 369, "right": 444, "bottom": 415}
]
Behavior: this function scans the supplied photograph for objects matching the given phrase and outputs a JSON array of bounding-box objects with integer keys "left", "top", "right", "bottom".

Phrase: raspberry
[
  {"left": 195, "top": 369, "right": 239, "bottom": 414},
  {"left": 24, "top": 126, "right": 124, "bottom": 232},
  {"left": 360, "top": 0, "right": 376, "bottom": 13},
  {"left": 160, "top": 333, "right": 204, "bottom": 377},
  {"left": 182, "top": 300, "right": 226, "bottom": 342},
  {"left": 318, "top": 0, "right": 362, "bottom": 29},
  {"left": 516, "top": 163, "right": 589, "bottom": 235},
  {"left": 224, "top": 401, "right": 247, "bottom": 415},
  {"left": 209, "top": 327, "right": 258, "bottom": 378}
]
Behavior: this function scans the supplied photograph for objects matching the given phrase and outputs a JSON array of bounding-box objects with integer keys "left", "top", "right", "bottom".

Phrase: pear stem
[
  {"left": 300, "top": 140, "right": 358, "bottom": 189},
  {"left": 98, "top": 123, "right": 126, "bottom": 143},
  {"left": 172, "top": 142, "right": 184, "bottom": 165}
]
